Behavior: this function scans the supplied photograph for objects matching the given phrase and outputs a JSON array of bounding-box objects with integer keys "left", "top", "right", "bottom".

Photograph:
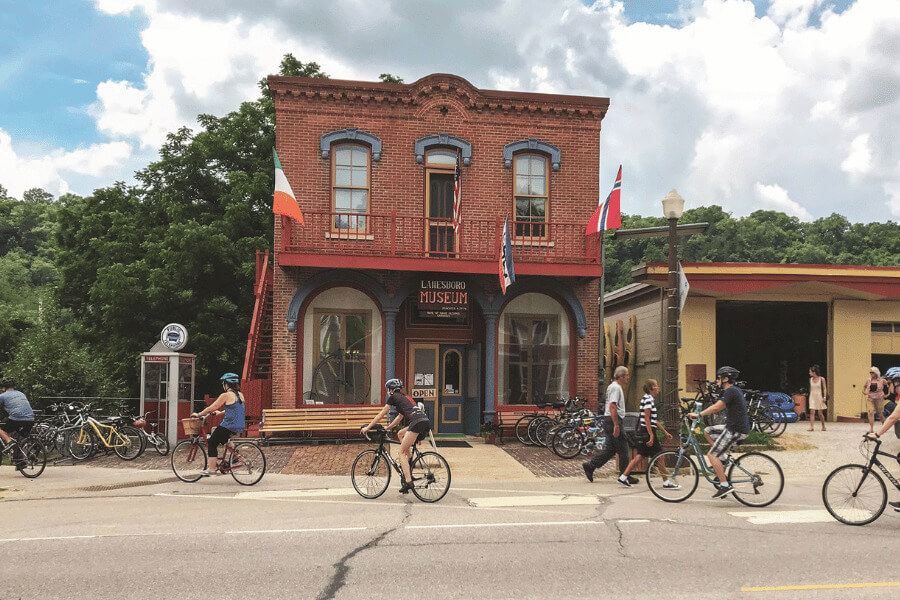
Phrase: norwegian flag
[
  {"left": 586, "top": 165, "right": 622, "bottom": 235},
  {"left": 499, "top": 217, "right": 516, "bottom": 294},
  {"left": 452, "top": 160, "right": 461, "bottom": 232}
]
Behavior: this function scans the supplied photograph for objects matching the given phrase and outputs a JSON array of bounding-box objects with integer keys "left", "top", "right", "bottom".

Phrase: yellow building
[{"left": 603, "top": 263, "right": 900, "bottom": 420}]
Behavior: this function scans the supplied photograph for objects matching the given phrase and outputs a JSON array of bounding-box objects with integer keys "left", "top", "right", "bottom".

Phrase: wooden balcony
[{"left": 278, "top": 211, "right": 603, "bottom": 277}]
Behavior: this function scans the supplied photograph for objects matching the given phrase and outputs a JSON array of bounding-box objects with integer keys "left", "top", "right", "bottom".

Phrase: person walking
[
  {"left": 808, "top": 364, "right": 827, "bottom": 431},
  {"left": 619, "top": 379, "right": 676, "bottom": 487},
  {"left": 863, "top": 367, "right": 886, "bottom": 434},
  {"left": 583, "top": 366, "right": 636, "bottom": 487}
]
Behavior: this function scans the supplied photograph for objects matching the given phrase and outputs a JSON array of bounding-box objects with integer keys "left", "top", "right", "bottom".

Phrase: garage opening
[{"left": 716, "top": 301, "right": 828, "bottom": 393}]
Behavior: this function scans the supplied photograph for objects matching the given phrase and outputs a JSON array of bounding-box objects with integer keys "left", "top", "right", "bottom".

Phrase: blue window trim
[
  {"left": 321, "top": 128, "right": 382, "bottom": 161},
  {"left": 414, "top": 134, "right": 472, "bottom": 167},
  {"left": 503, "top": 139, "right": 560, "bottom": 172}
]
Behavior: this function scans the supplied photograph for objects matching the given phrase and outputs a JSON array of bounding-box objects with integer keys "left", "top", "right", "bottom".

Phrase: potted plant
[{"left": 479, "top": 421, "right": 498, "bottom": 444}]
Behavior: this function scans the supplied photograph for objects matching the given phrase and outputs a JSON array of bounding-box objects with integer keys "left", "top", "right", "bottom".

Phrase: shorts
[
  {"left": 2, "top": 420, "right": 34, "bottom": 438},
  {"left": 408, "top": 420, "right": 431, "bottom": 443},
  {"left": 706, "top": 424, "right": 747, "bottom": 460},
  {"left": 636, "top": 438, "right": 663, "bottom": 458}
]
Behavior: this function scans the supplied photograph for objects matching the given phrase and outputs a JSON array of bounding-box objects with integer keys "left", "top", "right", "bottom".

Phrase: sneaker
[
  {"left": 626, "top": 476, "right": 640, "bottom": 485},
  {"left": 662, "top": 480, "right": 681, "bottom": 490},
  {"left": 200, "top": 469, "right": 217, "bottom": 477},
  {"left": 582, "top": 462, "right": 594, "bottom": 483},
  {"left": 889, "top": 500, "right": 900, "bottom": 512},
  {"left": 617, "top": 475, "right": 632, "bottom": 488},
  {"left": 14, "top": 460, "right": 26, "bottom": 471},
  {"left": 712, "top": 483, "right": 734, "bottom": 499},
  {"left": 398, "top": 481, "right": 413, "bottom": 494}
]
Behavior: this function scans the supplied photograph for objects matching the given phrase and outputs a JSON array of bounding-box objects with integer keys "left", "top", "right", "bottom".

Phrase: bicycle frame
[
  {"left": 857, "top": 441, "right": 900, "bottom": 493},
  {"left": 671, "top": 410, "right": 759, "bottom": 487},
  {"left": 76, "top": 417, "right": 130, "bottom": 448},
  {"left": 183, "top": 424, "right": 242, "bottom": 474},
  {"left": 368, "top": 431, "right": 424, "bottom": 477}
]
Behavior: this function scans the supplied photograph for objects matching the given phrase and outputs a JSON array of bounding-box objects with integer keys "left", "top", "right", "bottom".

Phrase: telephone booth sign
[{"left": 140, "top": 325, "right": 196, "bottom": 445}]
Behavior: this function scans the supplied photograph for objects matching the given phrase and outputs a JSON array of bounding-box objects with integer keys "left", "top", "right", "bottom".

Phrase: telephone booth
[{"left": 140, "top": 350, "right": 196, "bottom": 445}]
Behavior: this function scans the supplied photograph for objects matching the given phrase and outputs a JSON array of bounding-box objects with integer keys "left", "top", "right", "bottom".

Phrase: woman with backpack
[{"left": 863, "top": 367, "right": 886, "bottom": 434}]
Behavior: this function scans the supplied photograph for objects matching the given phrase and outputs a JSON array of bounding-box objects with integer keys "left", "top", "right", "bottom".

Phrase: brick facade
[{"left": 268, "top": 73, "right": 609, "bottom": 430}]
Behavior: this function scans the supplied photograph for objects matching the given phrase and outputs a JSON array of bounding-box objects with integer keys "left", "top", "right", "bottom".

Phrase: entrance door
[
  {"left": 439, "top": 345, "right": 465, "bottom": 434},
  {"left": 427, "top": 172, "right": 455, "bottom": 257},
  {"left": 408, "top": 342, "right": 439, "bottom": 427}
]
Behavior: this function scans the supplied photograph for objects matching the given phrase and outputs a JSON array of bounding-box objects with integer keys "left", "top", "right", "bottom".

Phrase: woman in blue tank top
[{"left": 192, "top": 372, "right": 245, "bottom": 476}]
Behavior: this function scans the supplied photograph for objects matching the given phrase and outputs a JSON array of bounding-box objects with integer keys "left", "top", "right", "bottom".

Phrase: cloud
[{"left": 754, "top": 182, "right": 813, "bottom": 220}]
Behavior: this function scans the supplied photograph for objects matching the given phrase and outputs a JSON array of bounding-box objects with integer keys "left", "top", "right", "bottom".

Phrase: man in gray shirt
[
  {"left": 0, "top": 378, "right": 35, "bottom": 447},
  {"left": 583, "top": 366, "right": 636, "bottom": 486}
]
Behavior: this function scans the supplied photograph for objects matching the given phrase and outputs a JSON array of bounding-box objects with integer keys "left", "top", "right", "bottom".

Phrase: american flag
[
  {"left": 452, "top": 160, "right": 461, "bottom": 232},
  {"left": 499, "top": 217, "right": 516, "bottom": 294}
]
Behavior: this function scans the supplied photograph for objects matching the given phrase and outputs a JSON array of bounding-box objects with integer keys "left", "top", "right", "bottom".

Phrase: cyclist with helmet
[
  {"left": 689, "top": 366, "right": 751, "bottom": 498},
  {"left": 191, "top": 373, "right": 245, "bottom": 476},
  {"left": 0, "top": 379, "right": 35, "bottom": 469},
  {"left": 361, "top": 379, "right": 431, "bottom": 494}
]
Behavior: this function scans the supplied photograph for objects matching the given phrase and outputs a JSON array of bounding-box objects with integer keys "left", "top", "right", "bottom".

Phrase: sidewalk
[{"left": 2, "top": 422, "right": 896, "bottom": 500}]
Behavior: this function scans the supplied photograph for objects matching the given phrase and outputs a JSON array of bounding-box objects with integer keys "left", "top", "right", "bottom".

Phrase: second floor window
[
  {"left": 514, "top": 153, "right": 548, "bottom": 239},
  {"left": 333, "top": 144, "right": 369, "bottom": 231}
]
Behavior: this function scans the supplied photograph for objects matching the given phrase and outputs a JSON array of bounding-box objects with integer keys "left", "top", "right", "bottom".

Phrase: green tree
[{"left": 379, "top": 73, "right": 404, "bottom": 83}]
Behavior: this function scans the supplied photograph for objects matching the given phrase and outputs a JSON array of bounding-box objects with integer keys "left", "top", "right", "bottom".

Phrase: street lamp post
[{"left": 662, "top": 190, "right": 685, "bottom": 426}]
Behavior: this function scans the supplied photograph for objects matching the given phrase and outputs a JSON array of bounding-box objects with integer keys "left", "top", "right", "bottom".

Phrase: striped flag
[
  {"left": 452, "top": 160, "right": 461, "bottom": 232},
  {"left": 499, "top": 217, "right": 516, "bottom": 294},
  {"left": 586, "top": 165, "right": 622, "bottom": 235},
  {"left": 273, "top": 150, "right": 305, "bottom": 225}
]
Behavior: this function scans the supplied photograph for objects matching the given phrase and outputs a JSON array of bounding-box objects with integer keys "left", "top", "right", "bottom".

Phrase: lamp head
[{"left": 662, "top": 189, "right": 685, "bottom": 219}]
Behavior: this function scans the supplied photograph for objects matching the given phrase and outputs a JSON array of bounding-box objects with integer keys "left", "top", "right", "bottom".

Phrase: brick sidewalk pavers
[{"left": 498, "top": 444, "right": 620, "bottom": 479}]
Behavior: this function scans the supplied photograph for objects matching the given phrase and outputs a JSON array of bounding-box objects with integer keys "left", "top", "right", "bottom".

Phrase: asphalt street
[{"left": 2, "top": 465, "right": 899, "bottom": 600}]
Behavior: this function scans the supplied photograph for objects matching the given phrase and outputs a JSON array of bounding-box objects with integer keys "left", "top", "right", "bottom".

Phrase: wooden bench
[
  {"left": 493, "top": 406, "right": 558, "bottom": 444},
  {"left": 259, "top": 406, "right": 387, "bottom": 443}
]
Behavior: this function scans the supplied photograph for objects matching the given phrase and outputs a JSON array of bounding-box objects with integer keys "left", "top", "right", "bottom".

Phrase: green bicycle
[{"left": 646, "top": 399, "right": 784, "bottom": 506}]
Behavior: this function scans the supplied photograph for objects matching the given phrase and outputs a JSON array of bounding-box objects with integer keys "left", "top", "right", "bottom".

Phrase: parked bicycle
[
  {"left": 822, "top": 435, "right": 900, "bottom": 525},
  {"left": 125, "top": 410, "right": 169, "bottom": 455},
  {"left": 352, "top": 424, "right": 451, "bottom": 502},
  {"left": 171, "top": 413, "right": 266, "bottom": 485},
  {"left": 0, "top": 433, "right": 47, "bottom": 478},
  {"left": 66, "top": 403, "right": 145, "bottom": 461},
  {"left": 645, "top": 399, "right": 784, "bottom": 506},
  {"left": 309, "top": 348, "right": 371, "bottom": 405}
]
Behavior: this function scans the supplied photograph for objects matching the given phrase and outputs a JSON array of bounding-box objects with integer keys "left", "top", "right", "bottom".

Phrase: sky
[{"left": 0, "top": 0, "right": 896, "bottom": 223}]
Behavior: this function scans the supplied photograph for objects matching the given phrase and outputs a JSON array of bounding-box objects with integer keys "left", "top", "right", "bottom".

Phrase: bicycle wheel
[
  {"left": 534, "top": 418, "right": 557, "bottom": 447},
  {"left": 728, "top": 452, "right": 784, "bottom": 507},
  {"left": 351, "top": 449, "right": 391, "bottom": 499},
  {"left": 551, "top": 426, "right": 585, "bottom": 459},
  {"left": 527, "top": 416, "right": 549, "bottom": 446},
  {"left": 515, "top": 415, "right": 536, "bottom": 445},
  {"left": 152, "top": 434, "right": 170, "bottom": 456},
  {"left": 171, "top": 440, "right": 207, "bottom": 483},
  {"left": 765, "top": 418, "right": 787, "bottom": 438},
  {"left": 113, "top": 425, "right": 145, "bottom": 460},
  {"left": 66, "top": 426, "right": 97, "bottom": 461},
  {"left": 228, "top": 442, "right": 266, "bottom": 485},
  {"left": 18, "top": 438, "right": 48, "bottom": 478},
  {"left": 646, "top": 451, "right": 699, "bottom": 502},
  {"left": 311, "top": 354, "right": 371, "bottom": 405},
  {"left": 410, "top": 451, "right": 451, "bottom": 503},
  {"left": 822, "top": 464, "right": 886, "bottom": 526}
]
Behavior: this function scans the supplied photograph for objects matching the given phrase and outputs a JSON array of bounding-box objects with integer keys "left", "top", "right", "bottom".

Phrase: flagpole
[{"left": 598, "top": 230, "right": 605, "bottom": 398}]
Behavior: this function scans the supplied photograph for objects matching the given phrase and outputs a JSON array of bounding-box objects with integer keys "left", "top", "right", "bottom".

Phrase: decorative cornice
[
  {"left": 503, "top": 139, "right": 561, "bottom": 171},
  {"left": 414, "top": 134, "right": 473, "bottom": 167},
  {"left": 320, "top": 128, "right": 382, "bottom": 161}
]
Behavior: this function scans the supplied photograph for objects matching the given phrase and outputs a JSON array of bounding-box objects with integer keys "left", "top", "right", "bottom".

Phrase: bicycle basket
[{"left": 181, "top": 418, "right": 203, "bottom": 435}]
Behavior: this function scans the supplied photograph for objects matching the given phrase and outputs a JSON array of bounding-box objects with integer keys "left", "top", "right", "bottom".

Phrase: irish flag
[{"left": 273, "top": 150, "right": 305, "bottom": 225}]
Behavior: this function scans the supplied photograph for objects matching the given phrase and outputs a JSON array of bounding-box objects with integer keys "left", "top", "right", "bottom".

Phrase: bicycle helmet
[
  {"left": 219, "top": 372, "right": 240, "bottom": 384},
  {"left": 385, "top": 378, "right": 403, "bottom": 391},
  {"left": 715, "top": 366, "right": 740, "bottom": 383}
]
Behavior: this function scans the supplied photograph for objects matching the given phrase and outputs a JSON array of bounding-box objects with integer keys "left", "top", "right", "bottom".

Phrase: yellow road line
[{"left": 743, "top": 582, "right": 900, "bottom": 592}]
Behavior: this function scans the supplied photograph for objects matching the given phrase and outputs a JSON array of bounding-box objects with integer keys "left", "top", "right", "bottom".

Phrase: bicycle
[
  {"left": 645, "top": 399, "right": 784, "bottom": 506},
  {"left": 0, "top": 433, "right": 47, "bottom": 478},
  {"left": 822, "top": 435, "right": 900, "bottom": 525},
  {"left": 170, "top": 413, "right": 266, "bottom": 485},
  {"left": 66, "top": 404, "right": 145, "bottom": 461},
  {"left": 351, "top": 424, "right": 451, "bottom": 502},
  {"left": 129, "top": 410, "right": 170, "bottom": 455},
  {"left": 309, "top": 348, "right": 371, "bottom": 405}
]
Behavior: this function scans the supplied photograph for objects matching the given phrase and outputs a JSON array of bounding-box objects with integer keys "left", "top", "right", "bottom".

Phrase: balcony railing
[{"left": 281, "top": 211, "right": 599, "bottom": 265}]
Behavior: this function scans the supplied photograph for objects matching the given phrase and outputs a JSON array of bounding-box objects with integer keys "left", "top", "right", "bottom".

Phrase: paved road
[{"left": 3, "top": 465, "right": 899, "bottom": 600}]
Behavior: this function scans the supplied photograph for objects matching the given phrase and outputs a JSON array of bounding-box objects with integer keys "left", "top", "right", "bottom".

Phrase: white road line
[
  {"left": 468, "top": 495, "right": 603, "bottom": 508},
  {"left": 226, "top": 527, "right": 367, "bottom": 534},
  {"left": 617, "top": 519, "right": 650, "bottom": 523},
  {"left": 234, "top": 489, "right": 358, "bottom": 499},
  {"left": 406, "top": 520, "right": 603, "bottom": 530},
  {"left": 730, "top": 509, "right": 835, "bottom": 525}
]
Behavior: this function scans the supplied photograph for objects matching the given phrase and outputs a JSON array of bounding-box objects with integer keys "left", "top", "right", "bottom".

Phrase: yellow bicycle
[{"left": 66, "top": 404, "right": 145, "bottom": 461}]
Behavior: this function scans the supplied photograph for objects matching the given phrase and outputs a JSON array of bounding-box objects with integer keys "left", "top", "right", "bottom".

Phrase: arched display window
[
  {"left": 302, "top": 287, "right": 382, "bottom": 405},
  {"left": 498, "top": 292, "right": 570, "bottom": 405}
]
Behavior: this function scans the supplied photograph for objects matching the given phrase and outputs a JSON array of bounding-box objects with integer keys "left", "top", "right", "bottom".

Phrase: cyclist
[
  {"left": 191, "top": 373, "right": 245, "bottom": 476},
  {"left": 361, "top": 379, "right": 431, "bottom": 494},
  {"left": 865, "top": 399, "right": 900, "bottom": 512},
  {"left": 689, "top": 366, "right": 751, "bottom": 498},
  {"left": 0, "top": 379, "right": 35, "bottom": 470}
]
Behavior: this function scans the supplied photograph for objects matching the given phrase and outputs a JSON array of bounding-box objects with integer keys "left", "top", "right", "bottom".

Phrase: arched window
[
  {"left": 514, "top": 153, "right": 549, "bottom": 239},
  {"left": 332, "top": 144, "right": 369, "bottom": 231},
  {"left": 498, "top": 293, "right": 570, "bottom": 405}
]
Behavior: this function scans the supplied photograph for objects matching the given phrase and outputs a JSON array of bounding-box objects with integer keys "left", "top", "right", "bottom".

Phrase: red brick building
[{"left": 246, "top": 73, "right": 609, "bottom": 434}]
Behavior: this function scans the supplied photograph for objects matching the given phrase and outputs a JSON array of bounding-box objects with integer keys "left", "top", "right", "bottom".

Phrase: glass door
[
  {"left": 408, "top": 342, "right": 439, "bottom": 428},
  {"left": 439, "top": 345, "right": 465, "bottom": 434}
]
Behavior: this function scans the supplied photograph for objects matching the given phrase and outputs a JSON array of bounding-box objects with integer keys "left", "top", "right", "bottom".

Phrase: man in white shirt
[{"left": 583, "top": 366, "right": 636, "bottom": 486}]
